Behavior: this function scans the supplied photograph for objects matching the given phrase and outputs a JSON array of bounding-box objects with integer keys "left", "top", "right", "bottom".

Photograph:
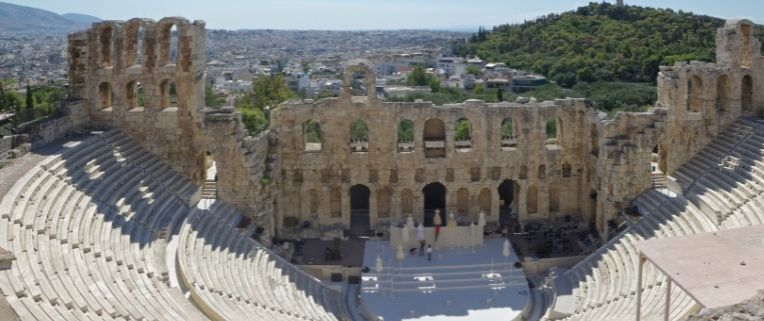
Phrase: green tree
[
  {"left": 25, "top": 81, "right": 33, "bottom": 110},
  {"left": 406, "top": 65, "right": 430, "bottom": 86},
  {"left": 497, "top": 88, "right": 504, "bottom": 101},
  {"left": 397, "top": 120, "right": 414, "bottom": 141},
  {"left": 465, "top": 65, "right": 482, "bottom": 76},
  {"left": 454, "top": 119, "right": 471, "bottom": 141},
  {"left": 350, "top": 120, "right": 368, "bottom": 141},
  {"left": 235, "top": 74, "right": 296, "bottom": 134},
  {"left": 205, "top": 84, "right": 224, "bottom": 108}
]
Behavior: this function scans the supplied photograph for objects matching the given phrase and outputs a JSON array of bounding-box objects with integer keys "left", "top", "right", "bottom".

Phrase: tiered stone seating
[
  {"left": 551, "top": 118, "right": 764, "bottom": 321},
  {"left": 177, "top": 201, "right": 349, "bottom": 321},
  {"left": 0, "top": 130, "right": 208, "bottom": 320}
]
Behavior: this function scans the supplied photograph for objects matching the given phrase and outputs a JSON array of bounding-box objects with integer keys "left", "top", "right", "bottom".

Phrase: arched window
[
  {"left": 330, "top": 187, "right": 342, "bottom": 218},
  {"left": 527, "top": 185, "right": 538, "bottom": 214},
  {"left": 743, "top": 74, "right": 753, "bottom": 113},
  {"left": 377, "top": 187, "right": 391, "bottom": 218},
  {"left": 160, "top": 79, "right": 178, "bottom": 109},
  {"left": 160, "top": 24, "right": 178, "bottom": 65},
  {"left": 126, "top": 81, "right": 143, "bottom": 110},
  {"left": 397, "top": 119, "right": 415, "bottom": 153},
  {"left": 350, "top": 119, "right": 369, "bottom": 153},
  {"left": 424, "top": 118, "right": 446, "bottom": 158},
  {"left": 401, "top": 189, "right": 413, "bottom": 216},
  {"left": 126, "top": 24, "right": 144, "bottom": 66},
  {"left": 454, "top": 118, "right": 472, "bottom": 151},
  {"left": 688, "top": 75, "right": 703, "bottom": 112},
  {"left": 98, "top": 82, "right": 113, "bottom": 110},
  {"left": 456, "top": 188, "right": 470, "bottom": 215},
  {"left": 538, "top": 164, "right": 546, "bottom": 180},
  {"left": 716, "top": 75, "right": 731, "bottom": 112},
  {"left": 562, "top": 163, "right": 572, "bottom": 178},
  {"left": 304, "top": 120, "right": 322, "bottom": 152},
  {"left": 479, "top": 188, "right": 491, "bottom": 215},
  {"left": 501, "top": 117, "right": 516, "bottom": 150},
  {"left": 549, "top": 184, "right": 561, "bottom": 213},
  {"left": 100, "top": 26, "right": 114, "bottom": 68}
]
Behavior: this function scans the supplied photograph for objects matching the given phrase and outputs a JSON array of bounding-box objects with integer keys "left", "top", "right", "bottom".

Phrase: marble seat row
[
  {"left": 0, "top": 130, "right": 208, "bottom": 320},
  {"left": 177, "top": 202, "right": 350, "bottom": 321}
]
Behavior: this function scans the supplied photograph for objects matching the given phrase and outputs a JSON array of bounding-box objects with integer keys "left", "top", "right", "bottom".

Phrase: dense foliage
[
  {"left": 461, "top": 2, "right": 763, "bottom": 87},
  {"left": 235, "top": 74, "right": 295, "bottom": 135},
  {"left": 0, "top": 79, "right": 66, "bottom": 124}
]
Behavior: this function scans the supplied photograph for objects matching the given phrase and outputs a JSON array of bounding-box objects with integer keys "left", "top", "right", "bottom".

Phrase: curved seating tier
[
  {"left": 0, "top": 130, "right": 207, "bottom": 320},
  {"left": 551, "top": 118, "right": 764, "bottom": 321},
  {"left": 177, "top": 202, "right": 349, "bottom": 321}
]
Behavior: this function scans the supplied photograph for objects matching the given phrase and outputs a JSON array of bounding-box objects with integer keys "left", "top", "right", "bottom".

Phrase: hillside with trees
[{"left": 461, "top": 2, "right": 762, "bottom": 87}]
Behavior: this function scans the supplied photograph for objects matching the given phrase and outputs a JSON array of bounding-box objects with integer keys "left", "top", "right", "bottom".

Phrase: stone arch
[
  {"left": 349, "top": 184, "right": 371, "bottom": 235},
  {"left": 126, "top": 80, "right": 144, "bottom": 110},
  {"left": 401, "top": 189, "right": 413, "bottom": 216},
  {"left": 158, "top": 19, "right": 185, "bottom": 66},
  {"left": 527, "top": 185, "right": 538, "bottom": 214},
  {"left": 424, "top": 118, "right": 446, "bottom": 158},
  {"left": 423, "top": 182, "right": 447, "bottom": 226},
  {"left": 99, "top": 25, "right": 114, "bottom": 68},
  {"left": 377, "top": 187, "right": 392, "bottom": 219},
  {"left": 479, "top": 188, "right": 492, "bottom": 216},
  {"left": 159, "top": 79, "right": 178, "bottom": 109},
  {"left": 549, "top": 184, "right": 561, "bottom": 213},
  {"left": 501, "top": 117, "right": 516, "bottom": 149},
  {"left": 454, "top": 118, "right": 472, "bottom": 151},
  {"left": 125, "top": 19, "right": 146, "bottom": 66},
  {"left": 716, "top": 74, "right": 732, "bottom": 112},
  {"left": 456, "top": 188, "right": 470, "bottom": 215},
  {"left": 303, "top": 120, "right": 322, "bottom": 152},
  {"left": 342, "top": 62, "right": 376, "bottom": 98},
  {"left": 397, "top": 119, "right": 415, "bottom": 152},
  {"left": 740, "top": 22, "right": 754, "bottom": 68},
  {"left": 98, "top": 82, "right": 114, "bottom": 110},
  {"left": 562, "top": 163, "right": 572, "bottom": 178},
  {"left": 688, "top": 75, "right": 703, "bottom": 112},
  {"left": 498, "top": 180, "right": 516, "bottom": 210},
  {"left": 742, "top": 74, "right": 753, "bottom": 113},
  {"left": 538, "top": 164, "right": 546, "bottom": 180},
  {"left": 330, "top": 186, "right": 342, "bottom": 218}
]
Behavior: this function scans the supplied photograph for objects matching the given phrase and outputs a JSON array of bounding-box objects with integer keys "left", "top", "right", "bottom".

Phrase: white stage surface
[{"left": 360, "top": 239, "right": 530, "bottom": 321}]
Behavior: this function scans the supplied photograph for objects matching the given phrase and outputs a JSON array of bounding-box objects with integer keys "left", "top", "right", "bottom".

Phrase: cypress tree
[{"left": 25, "top": 81, "right": 33, "bottom": 110}]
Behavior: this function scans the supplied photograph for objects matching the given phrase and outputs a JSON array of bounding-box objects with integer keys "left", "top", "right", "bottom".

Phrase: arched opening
[
  {"left": 126, "top": 24, "right": 144, "bottom": 66},
  {"left": 716, "top": 75, "right": 731, "bottom": 112},
  {"left": 126, "top": 81, "right": 143, "bottom": 110},
  {"left": 401, "top": 189, "right": 413, "bottom": 216},
  {"left": 424, "top": 118, "right": 446, "bottom": 158},
  {"left": 349, "top": 119, "right": 369, "bottom": 153},
  {"left": 741, "top": 23, "right": 754, "bottom": 68},
  {"left": 545, "top": 118, "right": 557, "bottom": 144},
  {"left": 377, "top": 187, "right": 391, "bottom": 219},
  {"left": 99, "top": 26, "right": 114, "bottom": 68},
  {"left": 330, "top": 187, "right": 342, "bottom": 218},
  {"left": 651, "top": 144, "right": 667, "bottom": 187},
  {"left": 349, "top": 185, "right": 371, "bottom": 236},
  {"left": 160, "top": 79, "right": 178, "bottom": 109},
  {"left": 501, "top": 117, "right": 516, "bottom": 150},
  {"left": 456, "top": 188, "right": 470, "bottom": 215},
  {"left": 538, "top": 164, "right": 546, "bottom": 180},
  {"left": 527, "top": 185, "right": 538, "bottom": 214},
  {"left": 479, "top": 188, "right": 491, "bottom": 216},
  {"left": 160, "top": 24, "right": 178, "bottom": 65},
  {"left": 422, "top": 182, "right": 447, "bottom": 226},
  {"left": 742, "top": 74, "right": 753, "bottom": 113},
  {"left": 98, "top": 82, "right": 113, "bottom": 110},
  {"left": 201, "top": 151, "right": 217, "bottom": 199},
  {"left": 498, "top": 180, "right": 517, "bottom": 226},
  {"left": 350, "top": 70, "right": 370, "bottom": 97},
  {"left": 397, "top": 119, "right": 415, "bottom": 153},
  {"left": 519, "top": 166, "right": 528, "bottom": 180},
  {"left": 309, "top": 189, "right": 319, "bottom": 217},
  {"left": 688, "top": 75, "right": 703, "bottom": 112},
  {"left": 303, "top": 120, "right": 321, "bottom": 152},
  {"left": 549, "top": 184, "right": 561, "bottom": 213},
  {"left": 454, "top": 118, "right": 472, "bottom": 151}
]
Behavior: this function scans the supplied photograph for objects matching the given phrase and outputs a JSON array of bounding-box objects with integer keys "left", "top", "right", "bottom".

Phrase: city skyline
[{"left": 2, "top": 0, "right": 764, "bottom": 31}]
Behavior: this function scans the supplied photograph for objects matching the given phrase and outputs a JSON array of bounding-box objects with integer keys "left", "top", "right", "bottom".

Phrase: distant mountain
[
  {"left": 61, "top": 13, "right": 101, "bottom": 26},
  {"left": 0, "top": 2, "right": 101, "bottom": 33}
]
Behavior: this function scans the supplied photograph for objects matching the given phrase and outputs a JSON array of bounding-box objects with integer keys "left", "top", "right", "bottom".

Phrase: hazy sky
[{"left": 5, "top": 0, "right": 764, "bottom": 30}]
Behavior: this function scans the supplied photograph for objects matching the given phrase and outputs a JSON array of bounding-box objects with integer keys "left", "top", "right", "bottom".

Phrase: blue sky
[{"left": 5, "top": 0, "right": 764, "bottom": 30}]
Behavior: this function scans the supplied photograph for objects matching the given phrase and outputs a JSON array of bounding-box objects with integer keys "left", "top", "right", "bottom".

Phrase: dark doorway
[
  {"left": 498, "top": 180, "right": 517, "bottom": 227},
  {"left": 349, "top": 185, "right": 371, "bottom": 236},
  {"left": 423, "top": 182, "right": 447, "bottom": 226}
]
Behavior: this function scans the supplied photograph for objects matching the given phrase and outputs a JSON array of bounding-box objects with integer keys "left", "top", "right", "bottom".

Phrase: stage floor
[{"left": 360, "top": 239, "right": 530, "bottom": 321}]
